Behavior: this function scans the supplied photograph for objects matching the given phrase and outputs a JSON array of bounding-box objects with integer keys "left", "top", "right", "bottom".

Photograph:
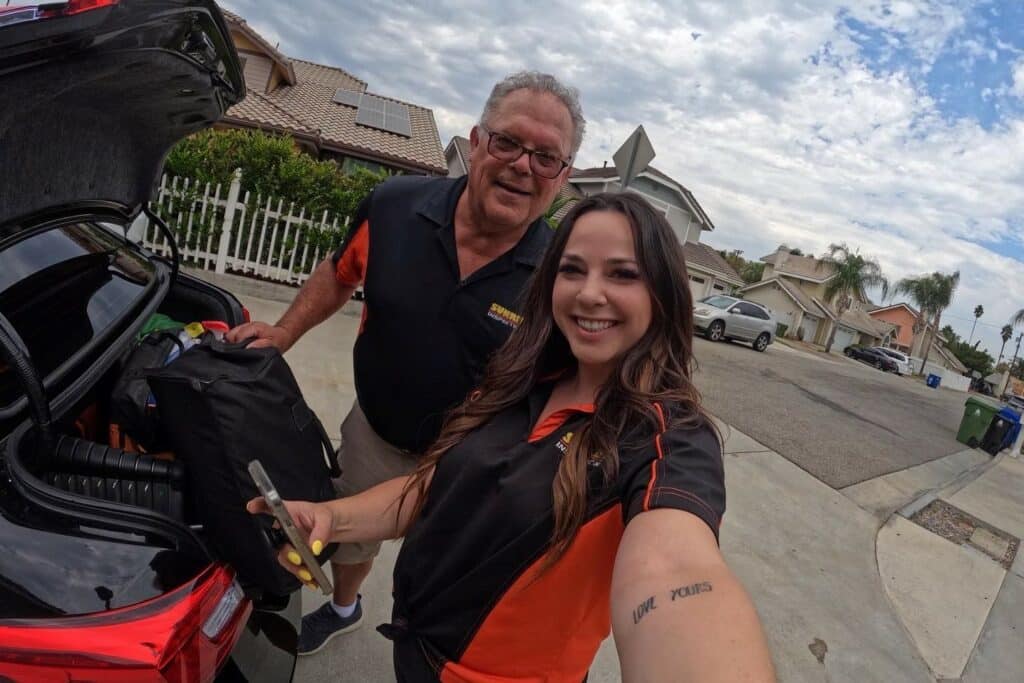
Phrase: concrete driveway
[{"left": 692, "top": 337, "right": 970, "bottom": 489}]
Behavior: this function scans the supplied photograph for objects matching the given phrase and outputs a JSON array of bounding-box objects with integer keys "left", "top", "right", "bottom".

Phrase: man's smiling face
[{"left": 466, "top": 89, "right": 574, "bottom": 232}]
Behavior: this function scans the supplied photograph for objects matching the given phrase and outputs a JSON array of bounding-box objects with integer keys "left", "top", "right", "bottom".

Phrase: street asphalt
[{"left": 691, "top": 336, "right": 970, "bottom": 489}]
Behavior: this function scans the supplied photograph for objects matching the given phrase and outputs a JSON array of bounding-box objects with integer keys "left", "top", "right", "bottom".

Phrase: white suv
[
  {"left": 693, "top": 295, "right": 776, "bottom": 352},
  {"left": 874, "top": 347, "right": 912, "bottom": 375}
]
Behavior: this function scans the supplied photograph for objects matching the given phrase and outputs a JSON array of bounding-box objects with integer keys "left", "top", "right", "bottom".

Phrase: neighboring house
[
  {"left": 568, "top": 165, "right": 741, "bottom": 299},
  {"left": 867, "top": 303, "right": 966, "bottom": 373},
  {"left": 738, "top": 247, "right": 894, "bottom": 351},
  {"left": 219, "top": 9, "right": 446, "bottom": 176}
]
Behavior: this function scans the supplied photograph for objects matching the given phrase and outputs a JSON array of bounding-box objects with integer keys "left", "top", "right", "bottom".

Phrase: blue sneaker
[{"left": 298, "top": 596, "right": 363, "bottom": 656}]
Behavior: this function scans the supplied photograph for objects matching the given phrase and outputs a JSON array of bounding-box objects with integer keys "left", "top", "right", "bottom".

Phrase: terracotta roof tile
[
  {"left": 267, "top": 81, "right": 446, "bottom": 172},
  {"left": 683, "top": 242, "right": 743, "bottom": 285},
  {"left": 291, "top": 59, "right": 366, "bottom": 91},
  {"left": 225, "top": 90, "right": 317, "bottom": 136},
  {"left": 220, "top": 9, "right": 444, "bottom": 174}
]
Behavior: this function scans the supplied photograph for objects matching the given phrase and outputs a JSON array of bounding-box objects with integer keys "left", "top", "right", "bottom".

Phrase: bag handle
[{"left": 311, "top": 413, "right": 342, "bottom": 478}]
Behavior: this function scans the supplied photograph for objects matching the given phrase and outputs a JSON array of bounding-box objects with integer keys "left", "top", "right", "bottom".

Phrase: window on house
[{"left": 690, "top": 275, "right": 706, "bottom": 284}]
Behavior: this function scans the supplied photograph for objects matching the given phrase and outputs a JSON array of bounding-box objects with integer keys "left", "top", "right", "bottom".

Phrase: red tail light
[
  {"left": 0, "top": 1, "right": 118, "bottom": 27},
  {"left": 0, "top": 564, "right": 251, "bottom": 682},
  {"left": 242, "top": 306, "right": 252, "bottom": 324},
  {"left": 40, "top": 0, "right": 120, "bottom": 17}
]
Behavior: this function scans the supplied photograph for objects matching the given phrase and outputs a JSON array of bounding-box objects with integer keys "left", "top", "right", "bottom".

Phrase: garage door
[
  {"left": 799, "top": 315, "right": 819, "bottom": 341},
  {"left": 832, "top": 325, "right": 856, "bottom": 353},
  {"left": 689, "top": 275, "right": 706, "bottom": 302}
]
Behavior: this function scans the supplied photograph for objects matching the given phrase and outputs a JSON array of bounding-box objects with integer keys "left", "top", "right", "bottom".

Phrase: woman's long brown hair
[{"left": 398, "top": 192, "right": 715, "bottom": 566}]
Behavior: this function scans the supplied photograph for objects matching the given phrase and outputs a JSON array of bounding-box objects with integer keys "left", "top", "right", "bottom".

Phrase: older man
[{"left": 227, "top": 71, "right": 586, "bottom": 655}]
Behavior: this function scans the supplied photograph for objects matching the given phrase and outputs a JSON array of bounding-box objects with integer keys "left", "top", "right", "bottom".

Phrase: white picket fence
[{"left": 130, "top": 169, "right": 350, "bottom": 285}]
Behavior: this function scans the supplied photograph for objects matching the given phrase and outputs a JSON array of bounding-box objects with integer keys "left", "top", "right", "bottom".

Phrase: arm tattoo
[
  {"left": 630, "top": 582, "right": 713, "bottom": 626},
  {"left": 670, "top": 581, "right": 713, "bottom": 601},
  {"left": 632, "top": 596, "right": 656, "bottom": 624}
]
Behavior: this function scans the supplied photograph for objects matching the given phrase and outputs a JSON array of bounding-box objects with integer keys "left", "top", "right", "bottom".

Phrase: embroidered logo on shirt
[
  {"left": 555, "top": 431, "right": 574, "bottom": 453},
  {"left": 487, "top": 302, "right": 523, "bottom": 329}
]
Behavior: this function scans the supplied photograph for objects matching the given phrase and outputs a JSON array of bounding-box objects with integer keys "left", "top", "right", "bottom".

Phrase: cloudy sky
[{"left": 223, "top": 0, "right": 1024, "bottom": 360}]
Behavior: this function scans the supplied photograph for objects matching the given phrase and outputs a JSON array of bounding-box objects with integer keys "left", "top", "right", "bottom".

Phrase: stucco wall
[
  {"left": 870, "top": 307, "right": 916, "bottom": 349},
  {"left": 743, "top": 284, "right": 801, "bottom": 333}
]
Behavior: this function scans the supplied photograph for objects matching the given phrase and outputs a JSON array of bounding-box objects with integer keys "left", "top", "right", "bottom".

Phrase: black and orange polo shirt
[
  {"left": 331, "top": 175, "right": 551, "bottom": 453},
  {"left": 384, "top": 381, "right": 725, "bottom": 682}
]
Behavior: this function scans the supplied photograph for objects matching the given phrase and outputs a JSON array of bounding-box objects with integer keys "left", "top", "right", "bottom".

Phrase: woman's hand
[{"left": 246, "top": 497, "right": 335, "bottom": 589}]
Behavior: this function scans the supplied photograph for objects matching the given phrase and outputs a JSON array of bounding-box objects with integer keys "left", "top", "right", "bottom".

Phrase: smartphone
[{"left": 248, "top": 459, "right": 333, "bottom": 595}]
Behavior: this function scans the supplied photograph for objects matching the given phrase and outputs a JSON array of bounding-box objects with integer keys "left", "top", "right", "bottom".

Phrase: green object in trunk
[
  {"left": 956, "top": 396, "right": 1001, "bottom": 448},
  {"left": 136, "top": 313, "right": 183, "bottom": 342}
]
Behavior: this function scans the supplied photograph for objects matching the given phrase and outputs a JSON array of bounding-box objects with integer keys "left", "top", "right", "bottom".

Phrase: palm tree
[
  {"left": 1013, "top": 309, "right": 1024, "bottom": 328},
  {"left": 818, "top": 243, "right": 888, "bottom": 353},
  {"left": 997, "top": 324, "right": 1013, "bottom": 366},
  {"left": 969, "top": 304, "right": 983, "bottom": 343},
  {"left": 892, "top": 271, "right": 961, "bottom": 375}
]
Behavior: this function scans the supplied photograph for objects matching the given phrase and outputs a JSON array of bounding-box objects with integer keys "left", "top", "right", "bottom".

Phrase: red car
[{"left": 0, "top": 2, "right": 301, "bottom": 680}]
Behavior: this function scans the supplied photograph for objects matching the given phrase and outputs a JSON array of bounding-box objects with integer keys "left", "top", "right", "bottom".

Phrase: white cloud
[
  {"left": 220, "top": 0, "right": 1024, "bottom": 357},
  {"left": 1012, "top": 58, "right": 1024, "bottom": 98}
]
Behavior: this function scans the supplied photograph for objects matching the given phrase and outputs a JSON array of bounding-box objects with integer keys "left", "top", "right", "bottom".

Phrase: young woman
[{"left": 249, "top": 193, "right": 775, "bottom": 682}]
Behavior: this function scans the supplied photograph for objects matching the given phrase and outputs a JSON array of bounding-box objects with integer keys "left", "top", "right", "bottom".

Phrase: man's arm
[
  {"left": 226, "top": 257, "right": 356, "bottom": 352},
  {"left": 611, "top": 508, "right": 775, "bottom": 683}
]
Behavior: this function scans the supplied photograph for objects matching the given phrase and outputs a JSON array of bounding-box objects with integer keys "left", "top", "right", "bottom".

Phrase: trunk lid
[{"left": 0, "top": 0, "right": 244, "bottom": 231}]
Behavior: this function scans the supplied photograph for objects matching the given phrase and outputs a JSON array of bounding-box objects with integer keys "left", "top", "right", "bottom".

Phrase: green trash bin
[{"left": 957, "top": 396, "right": 1002, "bottom": 448}]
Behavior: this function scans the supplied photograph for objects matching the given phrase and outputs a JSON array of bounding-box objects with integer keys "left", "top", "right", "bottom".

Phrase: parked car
[
  {"left": 693, "top": 295, "right": 776, "bottom": 352},
  {"left": 873, "top": 347, "right": 912, "bottom": 375},
  {"left": 844, "top": 345, "right": 899, "bottom": 372},
  {"left": 0, "top": 2, "right": 301, "bottom": 681}
]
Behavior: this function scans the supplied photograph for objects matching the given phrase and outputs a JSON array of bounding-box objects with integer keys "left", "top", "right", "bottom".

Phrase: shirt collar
[{"left": 417, "top": 175, "right": 551, "bottom": 269}]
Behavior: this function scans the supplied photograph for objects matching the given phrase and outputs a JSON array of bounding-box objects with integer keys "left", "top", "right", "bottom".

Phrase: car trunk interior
[{"left": 11, "top": 274, "right": 242, "bottom": 532}]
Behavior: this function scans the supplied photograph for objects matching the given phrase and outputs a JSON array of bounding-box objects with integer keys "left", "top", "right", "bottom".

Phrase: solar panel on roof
[
  {"left": 348, "top": 93, "right": 412, "bottom": 137},
  {"left": 332, "top": 89, "right": 362, "bottom": 107}
]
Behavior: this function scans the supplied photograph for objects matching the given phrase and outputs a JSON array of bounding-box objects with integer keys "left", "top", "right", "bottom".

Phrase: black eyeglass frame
[{"left": 478, "top": 125, "right": 571, "bottom": 179}]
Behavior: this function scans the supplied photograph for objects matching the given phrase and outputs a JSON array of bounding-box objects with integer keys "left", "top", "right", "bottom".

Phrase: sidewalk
[{"left": 234, "top": 286, "right": 1017, "bottom": 681}]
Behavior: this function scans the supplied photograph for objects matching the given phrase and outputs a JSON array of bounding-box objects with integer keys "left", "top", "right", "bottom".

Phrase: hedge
[{"left": 164, "top": 128, "right": 387, "bottom": 224}]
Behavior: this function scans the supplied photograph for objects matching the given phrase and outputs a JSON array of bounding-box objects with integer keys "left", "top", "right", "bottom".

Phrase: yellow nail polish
[
  {"left": 306, "top": 582, "right": 319, "bottom": 591},
  {"left": 287, "top": 551, "right": 302, "bottom": 566},
  {"left": 299, "top": 569, "right": 313, "bottom": 582},
  {"left": 312, "top": 540, "right": 323, "bottom": 555}
]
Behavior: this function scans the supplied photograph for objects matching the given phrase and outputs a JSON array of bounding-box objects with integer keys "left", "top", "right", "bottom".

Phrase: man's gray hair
[{"left": 479, "top": 71, "right": 586, "bottom": 157}]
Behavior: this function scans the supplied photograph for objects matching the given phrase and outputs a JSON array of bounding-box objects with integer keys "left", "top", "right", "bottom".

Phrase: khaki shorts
[{"left": 330, "top": 402, "right": 419, "bottom": 564}]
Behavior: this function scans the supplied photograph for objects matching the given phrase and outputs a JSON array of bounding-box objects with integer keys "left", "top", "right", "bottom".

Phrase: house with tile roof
[
  {"left": 566, "top": 164, "right": 742, "bottom": 300},
  {"left": 867, "top": 303, "right": 968, "bottom": 373},
  {"left": 738, "top": 246, "right": 896, "bottom": 351},
  {"left": 219, "top": 9, "right": 446, "bottom": 176}
]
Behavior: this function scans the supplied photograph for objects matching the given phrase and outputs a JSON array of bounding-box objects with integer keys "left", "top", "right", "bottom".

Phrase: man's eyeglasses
[{"left": 479, "top": 126, "right": 570, "bottom": 179}]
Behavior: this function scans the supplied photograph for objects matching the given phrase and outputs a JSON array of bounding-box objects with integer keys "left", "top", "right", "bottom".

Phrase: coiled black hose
[{"left": 0, "top": 311, "right": 54, "bottom": 459}]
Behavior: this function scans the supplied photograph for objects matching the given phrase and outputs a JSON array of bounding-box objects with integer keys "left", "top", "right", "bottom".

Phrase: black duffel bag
[{"left": 147, "top": 335, "right": 340, "bottom": 597}]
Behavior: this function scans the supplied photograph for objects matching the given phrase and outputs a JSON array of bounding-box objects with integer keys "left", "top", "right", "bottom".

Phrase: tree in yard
[
  {"left": 998, "top": 324, "right": 1013, "bottom": 366},
  {"left": 892, "top": 271, "right": 961, "bottom": 375},
  {"left": 818, "top": 243, "right": 888, "bottom": 353},
  {"left": 941, "top": 324, "right": 959, "bottom": 345},
  {"left": 968, "top": 304, "right": 984, "bottom": 343}
]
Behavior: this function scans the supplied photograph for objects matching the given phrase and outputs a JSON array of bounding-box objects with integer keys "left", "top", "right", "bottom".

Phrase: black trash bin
[{"left": 981, "top": 413, "right": 1015, "bottom": 455}]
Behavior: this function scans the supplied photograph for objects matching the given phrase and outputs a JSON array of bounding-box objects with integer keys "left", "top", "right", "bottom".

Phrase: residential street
[
  {"left": 692, "top": 337, "right": 968, "bottom": 489},
  {"left": 212, "top": 277, "right": 1021, "bottom": 682}
]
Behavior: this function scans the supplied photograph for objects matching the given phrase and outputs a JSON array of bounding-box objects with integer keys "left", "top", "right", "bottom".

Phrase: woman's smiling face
[{"left": 551, "top": 209, "right": 653, "bottom": 379}]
